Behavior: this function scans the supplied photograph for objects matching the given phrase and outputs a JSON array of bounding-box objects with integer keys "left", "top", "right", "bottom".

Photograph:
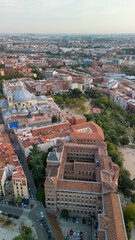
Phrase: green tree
[
  {"left": 0, "top": 216, "right": 5, "bottom": 223},
  {"left": 132, "top": 194, "right": 135, "bottom": 203},
  {"left": 124, "top": 203, "right": 135, "bottom": 223},
  {"left": 84, "top": 113, "right": 94, "bottom": 122},
  {"left": 108, "top": 150, "right": 123, "bottom": 167},
  {"left": 80, "top": 95, "right": 86, "bottom": 102},
  {"left": 107, "top": 142, "right": 116, "bottom": 152},
  {"left": 120, "top": 136, "right": 130, "bottom": 146},
  {"left": 72, "top": 88, "right": 81, "bottom": 95},
  {"left": 61, "top": 104, "right": 65, "bottom": 109},
  {"left": 17, "top": 197, "right": 22, "bottom": 204},
  {"left": 65, "top": 98, "right": 70, "bottom": 105},
  {"left": 128, "top": 221, "right": 134, "bottom": 231},
  {"left": 4, "top": 218, "right": 12, "bottom": 226},
  {"left": 60, "top": 209, "right": 69, "bottom": 219},
  {"left": 54, "top": 96, "right": 64, "bottom": 104},
  {"left": 29, "top": 144, "right": 44, "bottom": 184},
  {"left": 13, "top": 231, "right": 37, "bottom": 240},
  {"left": 29, "top": 143, "right": 41, "bottom": 157},
  {"left": 36, "top": 187, "right": 45, "bottom": 204},
  {"left": 119, "top": 168, "right": 132, "bottom": 195},
  {"left": 133, "top": 131, "right": 135, "bottom": 142}
]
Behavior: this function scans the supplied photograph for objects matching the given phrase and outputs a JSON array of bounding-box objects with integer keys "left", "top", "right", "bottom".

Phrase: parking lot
[{"left": 58, "top": 216, "right": 98, "bottom": 240}]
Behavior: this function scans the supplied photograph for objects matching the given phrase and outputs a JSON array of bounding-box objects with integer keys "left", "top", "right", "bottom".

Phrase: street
[{"left": 0, "top": 203, "right": 49, "bottom": 240}]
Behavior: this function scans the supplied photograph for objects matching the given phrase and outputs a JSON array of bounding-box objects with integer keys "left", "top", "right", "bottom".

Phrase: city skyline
[{"left": 0, "top": 0, "right": 135, "bottom": 34}]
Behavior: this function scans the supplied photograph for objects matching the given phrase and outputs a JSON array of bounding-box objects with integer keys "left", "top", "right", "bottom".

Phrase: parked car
[
  {"left": 40, "top": 211, "right": 44, "bottom": 218},
  {"left": 94, "top": 233, "right": 97, "bottom": 239},
  {"left": 13, "top": 215, "right": 19, "bottom": 219},
  {"left": 46, "top": 228, "right": 51, "bottom": 234},
  {"left": 73, "top": 217, "right": 76, "bottom": 223},
  {"left": 82, "top": 218, "right": 86, "bottom": 224},
  {"left": 48, "top": 235, "right": 53, "bottom": 240},
  {"left": 69, "top": 229, "right": 73, "bottom": 236},
  {"left": 65, "top": 235, "right": 69, "bottom": 240},
  {"left": 80, "top": 231, "right": 83, "bottom": 238},
  {"left": 76, "top": 218, "right": 79, "bottom": 224},
  {"left": 8, "top": 213, "right": 13, "bottom": 218},
  {"left": 73, "top": 231, "right": 77, "bottom": 237}
]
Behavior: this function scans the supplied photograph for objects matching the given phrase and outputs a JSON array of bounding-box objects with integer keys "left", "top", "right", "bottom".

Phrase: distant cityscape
[{"left": 0, "top": 34, "right": 135, "bottom": 240}]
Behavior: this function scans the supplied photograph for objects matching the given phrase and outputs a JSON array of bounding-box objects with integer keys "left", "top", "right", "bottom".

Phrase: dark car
[
  {"left": 43, "top": 221, "right": 47, "bottom": 227},
  {"left": 13, "top": 215, "right": 19, "bottom": 219},
  {"left": 80, "top": 231, "right": 83, "bottom": 238},
  {"left": 73, "top": 217, "right": 76, "bottom": 223},
  {"left": 82, "top": 218, "right": 86, "bottom": 224},
  {"left": 8, "top": 213, "right": 13, "bottom": 218},
  {"left": 46, "top": 228, "right": 51, "bottom": 234},
  {"left": 48, "top": 235, "right": 53, "bottom": 240},
  {"left": 65, "top": 235, "right": 69, "bottom": 240}
]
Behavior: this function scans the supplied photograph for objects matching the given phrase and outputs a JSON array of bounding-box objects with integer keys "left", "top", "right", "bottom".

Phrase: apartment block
[{"left": 45, "top": 121, "right": 127, "bottom": 240}]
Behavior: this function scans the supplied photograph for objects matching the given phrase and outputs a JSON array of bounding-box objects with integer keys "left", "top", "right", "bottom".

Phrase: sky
[{"left": 0, "top": 0, "right": 135, "bottom": 34}]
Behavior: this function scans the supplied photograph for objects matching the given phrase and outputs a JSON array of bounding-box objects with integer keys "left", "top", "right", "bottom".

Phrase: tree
[
  {"left": 61, "top": 104, "right": 65, "bottom": 109},
  {"left": 120, "top": 136, "right": 130, "bottom": 146},
  {"left": 4, "top": 218, "right": 12, "bottom": 226},
  {"left": 132, "top": 178, "right": 135, "bottom": 190},
  {"left": 132, "top": 194, "right": 135, "bottom": 203},
  {"left": 119, "top": 168, "right": 132, "bottom": 194},
  {"left": 13, "top": 230, "right": 37, "bottom": 240},
  {"left": 29, "top": 144, "right": 44, "bottom": 184},
  {"left": 0, "top": 216, "right": 5, "bottom": 223},
  {"left": 84, "top": 113, "right": 94, "bottom": 122},
  {"left": 29, "top": 143, "right": 41, "bottom": 157},
  {"left": 124, "top": 203, "right": 135, "bottom": 223},
  {"left": 52, "top": 115, "right": 57, "bottom": 123},
  {"left": 133, "top": 131, "right": 135, "bottom": 142},
  {"left": 108, "top": 150, "right": 123, "bottom": 167},
  {"left": 72, "top": 88, "right": 81, "bottom": 95},
  {"left": 60, "top": 209, "right": 69, "bottom": 219},
  {"left": 80, "top": 96, "right": 86, "bottom": 102},
  {"left": 17, "top": 197, "right": 22, "bottom": 204},
  {"left": 128, "top": 221, "right": 134, "bottom": 231},
  {"left": 25, "top": 227, "right": 32, "bottom": 235},
  {"left": 54, "top": 96, "right": 64, "bottom": 104},
  {"left": 107, "top": 142, "right": 116, "bottom": 152},
  {"left": 36, "top": 187, "right": 45, "bottom": 204},
  {"left": 115, "top": 125, "right": 127, "bottom": 136}
]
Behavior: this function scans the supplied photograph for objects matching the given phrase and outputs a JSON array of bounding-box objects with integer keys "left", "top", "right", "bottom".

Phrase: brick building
[{"left": 45, "top": 121, "right": 127, "bottom": 240}]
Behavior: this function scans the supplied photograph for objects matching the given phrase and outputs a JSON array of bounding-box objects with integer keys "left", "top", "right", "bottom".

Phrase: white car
[
  {"left": 76, "top": 218, "right": 79, "bottom": 224},
  {"left": 40, "top": 211, "right": 44, "bottom": 218},
  {"left": 73, "top": 231, "right": 77, "bottom": 237}
]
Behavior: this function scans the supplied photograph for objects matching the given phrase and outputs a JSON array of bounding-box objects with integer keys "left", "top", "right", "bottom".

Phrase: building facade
[{"left": 45, "top": 121, "right": 127, "bottom": 240}]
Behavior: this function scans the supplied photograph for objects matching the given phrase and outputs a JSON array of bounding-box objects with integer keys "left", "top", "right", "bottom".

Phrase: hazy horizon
[{"left": 0, "top": 0, "right": 135, "bottom": 34}]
